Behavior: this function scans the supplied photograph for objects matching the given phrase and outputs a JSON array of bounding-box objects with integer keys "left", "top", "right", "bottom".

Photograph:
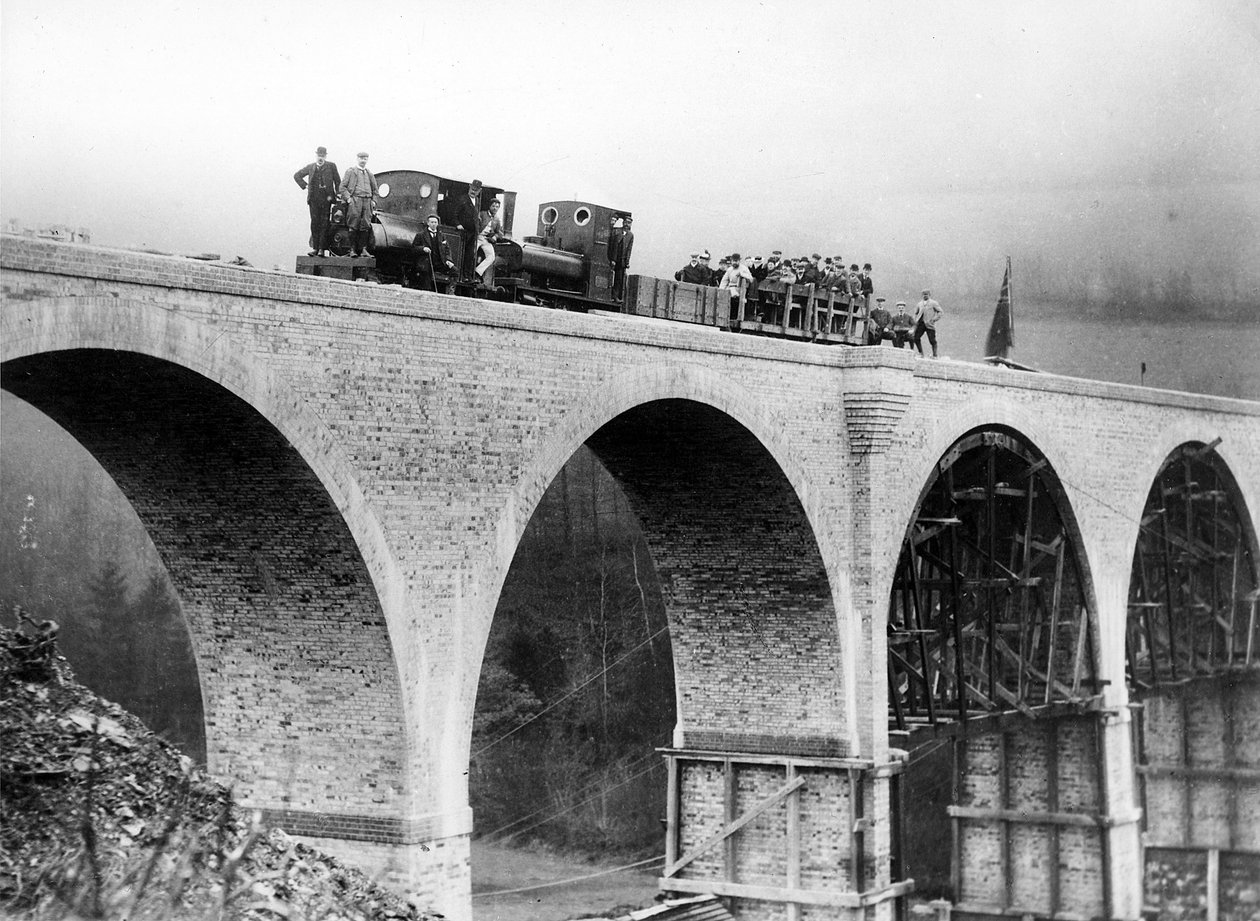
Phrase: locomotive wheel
[{"left": 329, "top": 229, "right": 352, "bottom": 256}]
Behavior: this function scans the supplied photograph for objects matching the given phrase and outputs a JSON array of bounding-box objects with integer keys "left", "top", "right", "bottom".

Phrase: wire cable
[
  {"left": 480, "top": 757, "right": 665, "bottom": 845},
  {"left": 478, "top": 747, "right": 664, "bottom": 842},
  {"left": 472, "top": 854, "right": 664, "bottom": 898},
  {"left": 473, "top": 625, "right": 668, "bottom": 757}
]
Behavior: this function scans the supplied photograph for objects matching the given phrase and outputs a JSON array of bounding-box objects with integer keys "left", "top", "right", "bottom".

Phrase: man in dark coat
[
  {"left": 674, "top": 252, "right": 711, "bottom": 285},
  {"left": 609, "top": 215, "right": 633, "bottom": 301},
  {"left": 412, "top": 214, "right": 455, "bottom": 291},
  {"left": 293, "top": 146, "right": 340, "bottom": 256},
  {"left": 453, "top": 180, "right": 483, "bottom": 281}
]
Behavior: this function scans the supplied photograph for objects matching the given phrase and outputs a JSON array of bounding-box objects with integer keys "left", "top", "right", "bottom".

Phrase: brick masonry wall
[
  {"left": 5, "top": 237, "right": 1260, "bottom": 919},
  {"left": 956, "top": 718, "right": 1106, "bottom": 918},
  {"left": 671, "top": 756, "right": 862, "bottom": 921},
  {"left": 1139, "top": 675, "right": 1260, "bottom": 851}
]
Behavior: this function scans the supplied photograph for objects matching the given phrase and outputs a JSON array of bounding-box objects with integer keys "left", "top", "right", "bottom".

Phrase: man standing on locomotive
[
  {"left": 340, "top": 152, "right": 378, "bottom": 258},
  {"left": 453, "top": 180, "right": 483, "bottom": 282},
  {"left": 609, "top": 215, "right": 633, "bottom": 301},
  {"left": 293, "top": 146, "right": 340, "bottom": 257}
]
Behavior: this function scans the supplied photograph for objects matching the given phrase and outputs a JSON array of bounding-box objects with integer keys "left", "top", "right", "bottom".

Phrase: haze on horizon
[{"left": 2, "top": 0, "right": 1258, "bottom": 309}]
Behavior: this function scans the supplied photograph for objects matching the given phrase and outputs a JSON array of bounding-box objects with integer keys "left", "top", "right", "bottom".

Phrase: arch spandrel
[
  {"left": 469, "top": 363, "right": 860, "bottom": 760},
  {"left": 1, "top": 296, "right": 422, "bottom": 817}
]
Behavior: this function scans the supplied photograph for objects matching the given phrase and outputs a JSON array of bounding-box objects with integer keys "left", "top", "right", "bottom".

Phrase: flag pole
[{"left": 1007, "top": 254, "right": 1013, "bottom": 359}]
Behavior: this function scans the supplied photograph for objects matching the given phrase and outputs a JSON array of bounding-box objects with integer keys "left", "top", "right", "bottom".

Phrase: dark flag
[{"left": 984, "top": 256, "right": 1014, "bottom": 360}]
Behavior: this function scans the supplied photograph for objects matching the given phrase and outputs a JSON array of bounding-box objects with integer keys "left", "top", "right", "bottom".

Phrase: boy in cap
[
  {"left": 294, "top": 146, "right": 340, "bottom": 256},
  {"left": 340, "top": 152, "right": 378, "bottom": 257}
]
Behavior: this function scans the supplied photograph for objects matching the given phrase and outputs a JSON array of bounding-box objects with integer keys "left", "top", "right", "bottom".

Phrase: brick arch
[
  {"left": 464, "top": 362, "right": 857, "bottom": 764},
  {"left": 892, "top": 397, "right": 1096, "bottom": 589},
  {"left": 883, "top": 397, "right": 1104, "bottom": 701},
  {"left": 1126, "top": 421, "right": 1260, "bottom": 568},
  {"left": 1, "top": 296, "right": 419, "bottom": 832}
]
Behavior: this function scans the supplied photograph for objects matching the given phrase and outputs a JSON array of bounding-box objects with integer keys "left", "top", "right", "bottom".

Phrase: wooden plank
[
  {"left": 952, "top": 738, "right": 963, "bottom": 900},
  {"left": 1048, "top": 722, "right": 1061, "bottom": 916},
  {"left": 1207, "top": 848, "right": 1220, "bottom": 921},
  {"left": 1044, "top": 541, "right": 1065, "bottom": 704},
  {"left": 660, "top": 749, "right": 881, "bottom": 771},
  {"left": 664, "top": 774, "right": 807, "bottom": 877},
  {"left": 723, "top": 758, "right": 736, "bottom": 882},
  {"left": 947, "top": 805, "right": 1127, "bottom": 828},
  {"left": 659, "top": 876, "right": 915, "bottom": 908},
  {"left": 952, "top": 902, "right": 1093, "bottom": 921},
  {"left": 1138, "top": 763, "right": 1260, "bottom": 782},
  {"left": 999, "top": 731, "right": 1011, "bottom": 910},
  {"left": 1071, "top": 604, "right": 1090, "bottom": 695},
  {"left": 786, "top": 764, "right": 801, "bottom": 921},
  {"left": 665, "top": 754, "right": 679, "bottom": 870},
  {"left": 848, "top": 767, "right": 862, "bottom": 891}
]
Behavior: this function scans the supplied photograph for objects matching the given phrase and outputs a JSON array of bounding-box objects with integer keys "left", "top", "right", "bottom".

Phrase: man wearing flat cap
[
  {"left": 340, "top": 152, "right": 378, "bottom": 258},
  {"left": 891, "top": 300, "right": 914, "bottom": 349},
  {"left": 294, "top": 146, "right": 340, "bottom": 257},
  {"left": 453, "top": 180, "right": 483, "bottom": 281}
]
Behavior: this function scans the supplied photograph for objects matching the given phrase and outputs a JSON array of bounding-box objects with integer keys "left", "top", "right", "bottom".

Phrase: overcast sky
[{"left": 3, "top": 0, "right": 1258, "bottom": 303}]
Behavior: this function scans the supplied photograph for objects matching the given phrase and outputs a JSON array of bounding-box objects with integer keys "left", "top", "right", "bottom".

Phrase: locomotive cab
[
  {"left": 367, "top": 171, "right": 515, "bottom": 282},
  {"left": 307, "top": 169, "right": 515, "bottom": 285},
  {"left": 509, "top": 201, "right": 630, "bottom": 303}
]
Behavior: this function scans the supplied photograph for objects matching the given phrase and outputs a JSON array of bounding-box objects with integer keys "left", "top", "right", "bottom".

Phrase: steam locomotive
[{"left": 295, "top": 169, "right": 872, "bottom": 346}]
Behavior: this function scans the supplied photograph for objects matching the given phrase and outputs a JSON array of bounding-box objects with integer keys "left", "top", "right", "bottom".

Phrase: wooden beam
[
  {"left": 659, "top": 876, "right": 915, "bottom": 908},
  {"left": 786, "top": 764, "right": 801, "bottom": 921},
  {"left": 1207, "top": 848, "right": 1220, "bottom": 921},
  {"left": 1047, "top": 722, "right": 1061, "bottom": 917},
  {"left": 1138, "top": 763, "right": 1260, "bottom": 782},
  {"left": 664, "top": 774, "right": 807, "bottom": 877},
  {"left": 947, "top": 804, "right": 1139, "bottom": 828},
  {"left": 723, "top": 758, "right": 736, "bottom": 882},
  {"left": 664, "top": 754, "right": 679, "bottom": 869}
]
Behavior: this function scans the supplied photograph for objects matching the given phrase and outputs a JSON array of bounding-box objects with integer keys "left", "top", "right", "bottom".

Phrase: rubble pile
[{"left": 0, "top": 621, "right": 437, "bottom": 920}]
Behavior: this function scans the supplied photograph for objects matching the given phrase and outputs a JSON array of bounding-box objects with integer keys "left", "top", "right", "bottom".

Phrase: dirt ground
[{"left": 471, "top": 841, "right": 661, "bottom": 921}]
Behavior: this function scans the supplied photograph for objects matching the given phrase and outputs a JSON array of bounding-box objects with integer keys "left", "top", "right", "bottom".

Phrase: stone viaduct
[{"left": 3, "top": 235, "right": 1259, "bottom": 920}]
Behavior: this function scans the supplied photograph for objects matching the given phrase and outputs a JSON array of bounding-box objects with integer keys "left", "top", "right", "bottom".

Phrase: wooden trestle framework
[
  {"left": 888, "top": 430, "right": 1099, "bottom": 732},
  {"left": 1126, "top": 440, "right": 1260, "bottom": 686}
]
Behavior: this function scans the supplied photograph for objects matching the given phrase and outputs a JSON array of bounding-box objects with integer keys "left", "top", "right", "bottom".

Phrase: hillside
[{"left": 0, "top": 620, "right": 436, "bottom": 921}]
